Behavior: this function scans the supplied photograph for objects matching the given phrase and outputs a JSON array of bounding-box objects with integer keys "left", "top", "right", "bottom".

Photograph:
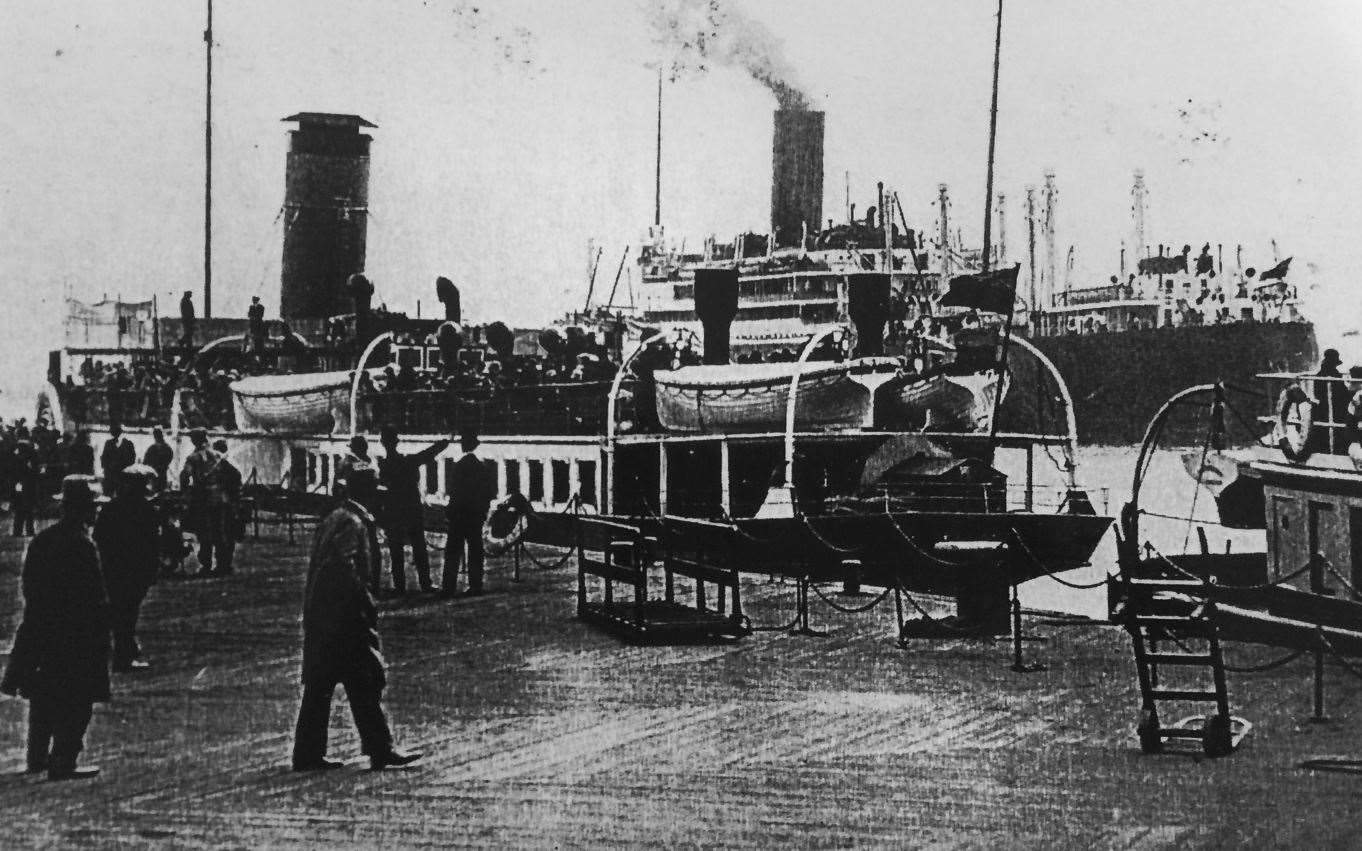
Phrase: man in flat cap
[
  {"left": 2, "top": 475, "right": 111, "bottom": 779},
  {"left": 292, "top": 465, "right": 420, "bottom": 772},
  {"left": 94, "top": 465, "right": 160, "bottom": 671}
]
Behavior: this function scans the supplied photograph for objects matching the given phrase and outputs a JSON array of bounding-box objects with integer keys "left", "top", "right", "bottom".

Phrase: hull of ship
[{"left": 1021, "top": 321, "right": 1318, "bottom": 446}]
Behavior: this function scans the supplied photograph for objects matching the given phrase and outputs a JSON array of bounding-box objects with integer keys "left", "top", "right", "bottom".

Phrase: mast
[
  {"left": 1025, "top": 186, "right": 1036, "bottom": 311},
  {"left": 996, "top": 192, "right": 1006, "bottom": 265},
  {"left": 654, "top": 69, "right": 662, "bottom": 227},
  {"left": 203, "top": 0, "right": 213, "bottom": 317},
  {"left": 1131, "top": 168, "right": 1146, "bottom": 265},
  {"left": 937, "top": 184, "right": 951, "bottom": 280},
  {"left": 1043, "top": 170, "right": 1057, "bottom": 308},
  {"left": 980, "top": 0, "right": 1003, "bottom": 274}
]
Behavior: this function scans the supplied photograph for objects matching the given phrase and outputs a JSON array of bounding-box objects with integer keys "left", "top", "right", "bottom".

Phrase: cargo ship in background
[{"left": 632, "top": 113, "right": 1319, "bottom": 444}]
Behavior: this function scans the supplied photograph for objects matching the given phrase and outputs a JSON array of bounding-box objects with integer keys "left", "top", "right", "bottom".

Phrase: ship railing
[
  {"left": 357, "top": 381, "right": 622, "bottom": 436},
  {"left": 61, "top": 387, "right": 179, "bottom": 429},
  {"left": 1256, "top": 372, "right": 1359, "bottom": 457}
]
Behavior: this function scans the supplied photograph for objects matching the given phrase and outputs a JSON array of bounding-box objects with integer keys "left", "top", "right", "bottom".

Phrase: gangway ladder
[{"left": 1119, "top": 576, "right": 1243, "bottom": 758}]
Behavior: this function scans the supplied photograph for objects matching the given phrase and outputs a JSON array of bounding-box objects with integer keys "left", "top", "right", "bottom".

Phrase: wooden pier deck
[{"left": 0, "top": 523, "right": 1360, "bottom": 848}]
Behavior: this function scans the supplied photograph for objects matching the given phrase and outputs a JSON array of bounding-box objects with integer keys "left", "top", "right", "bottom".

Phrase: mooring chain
[
  {"left": 1010, "top": 531, "right": 1110, "bottom": 590},
  {"left": 1222, "top": 648, "right": 1307, "bottom": 674},
  {"left": 809, "top": 582, "right": 893, "bottom": 614}
]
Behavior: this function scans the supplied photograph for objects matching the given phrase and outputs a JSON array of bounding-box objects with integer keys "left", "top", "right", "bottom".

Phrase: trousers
[
  {"left": 291, "top": 677, "right": 393, "bottom": 766},
  {"left": 27, "top": 696, "right": 94, "bottom": 772},
  {"left": 443, "top": 524, "right": 484, "bottom": 593},
  {"left": 383, "top": 515, "right": 431, "bottom": 593},
  {"left": 109, "top": 585, "right": 150, "bottom": 668}
]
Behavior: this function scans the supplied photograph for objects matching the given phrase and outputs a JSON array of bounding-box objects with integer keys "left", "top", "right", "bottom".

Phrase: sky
[{"left": 3, "top": 0, "right": 1362, "bottom": 416}]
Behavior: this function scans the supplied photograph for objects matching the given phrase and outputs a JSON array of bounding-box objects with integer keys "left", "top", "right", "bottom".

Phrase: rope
[
  {"left": 1315, "top": 629, "right": 1362, "bottom": 682},
  {"left": 1223, "top": 648, "right": 1306, "bottom": 674},
  {"left": 799, "top": 513, "right": 865, "bottom": 555},
  {"left": 746, "top": 611, "right": 802, "bottom": 632},
  {"left": 1138, "top": 508, "right": 1230, "bottom": 527},
  {"left": 520, "top": 543, "right": 574, "bottom": 571},
  {"left": 1325, "top": 561, "right": 1361, "bottom": 598},
  {"left": 880, "top": 507, "right": 970, "bottom": 568},
  {"left": 895, "top": 582, "right": 981, "bottom": 637},
  {"left": 810, "top": 582, "right": 893, "bottom": 614},
  {"left": 1010, "top": 531, "right": 1111, "bottom": 589}
]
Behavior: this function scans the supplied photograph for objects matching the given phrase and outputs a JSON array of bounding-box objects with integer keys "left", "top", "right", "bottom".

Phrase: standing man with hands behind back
[{"left": 442, "top": 429, "right": 495, "bottom": 597}]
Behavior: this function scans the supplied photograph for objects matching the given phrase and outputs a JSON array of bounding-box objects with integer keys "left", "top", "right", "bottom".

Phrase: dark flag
[
  {"left": 939, "top": 264, "right": 1021, "bottom": 315},
  {"left": 1260, "top": 256, "right": 1292, "bottom": 281}
]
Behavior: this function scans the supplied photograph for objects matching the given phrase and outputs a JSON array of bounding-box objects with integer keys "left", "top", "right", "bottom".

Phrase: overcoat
[
  {"left": 0, "top": 519, "right": 112, "bottom": 702},
  {"left": 301, "top": 500, "right": 386, "bottom": 690}
]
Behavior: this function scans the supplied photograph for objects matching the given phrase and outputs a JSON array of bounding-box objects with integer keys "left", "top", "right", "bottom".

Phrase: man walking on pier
[
  {"left": 1, "top": 476, "right": 110, "bottom": 780},
  {"left": 442, "top": 429, "right": 494, "bottom": 597},
  {"left": 292, "top": 466, "right": 420, "bottom": 772},
  {"left": 94, "top": 465, "right": 159, "bottom": 671},
  {"left": 377, "top": 426, "right": 448, "bottom": 595}
]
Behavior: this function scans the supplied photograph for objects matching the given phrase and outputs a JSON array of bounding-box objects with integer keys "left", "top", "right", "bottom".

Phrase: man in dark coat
[
  {"left": 442, "top": 429, "right": 495, "bottom": 597},
  {"left": 69, "top": 430, "right": 95, "bottom": 476},
  {"left": 377, "top": 426, "right": 449, "bottom": 595},
  {"left": 10, "top": 439, "right": 40, "bottom": 537},
  {"left": 180, "top": 430, "right": 240, "bottom": 575},
  {"left": 179, "top": 290, "right": 196, "bottom": 347},
  {"left": 291, "top": 466, "right": 420, "bottom": 772},
  {"left": 100, "top": 423, "right": 136, "bottom": 490},
  {"left": 142, "top": 427, "right": 173, "bottom": 491},
  {"left": 247, "top": 296, "right": 266, "bottom": 354},
  {"left": 1, "top": 475, "right": 110, "bottom": 779},
  {"left": 94, "top": 465, "right": 160, "bottom": 671}
]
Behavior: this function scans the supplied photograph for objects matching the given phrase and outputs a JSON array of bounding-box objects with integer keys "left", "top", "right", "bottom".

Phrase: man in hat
[
  {"left": 443, "top": 429, "right": 495, "bottom": 597},
  {"left": 1313, "top": 348, "right": 1351, "bottom": 453},
  {"left": 377, "top": 426, "right": 449, "bottom": 595},
  {"left": 1, "top": 475, "right": 110, "bottom": 779},
  {"left": 247, "top": 296, "right": 266, "bottom": 354},
  {"left": 142, "top": 427, "right": 173, "bottom": 492},
  {"left": 337, "top": 435, "right": 371, "bottom": 493},
  {"left": 100, "top": 423, "right": 136, "bottom": 490},
  {"left": 180, "top": 290, "right": 196, "bottom": 347},
  {"left": 179, "top": 429, "right": 236, "bottom": 576},
  {"left": 94, "top": 465, "right": 159, "bottom": 671},
  {"left": 211, "top": 439, "right": 245, "bottom": 561},
  {"left": 10, "top": 438, "right": 40, "bottom": 537},
  {"left": 292, "top": 465, "right": 420, "bottom": 772}
]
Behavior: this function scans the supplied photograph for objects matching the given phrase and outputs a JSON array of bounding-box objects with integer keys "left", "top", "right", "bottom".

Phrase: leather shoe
[
  {"left": 48, "top": 766, "right": 100, "bottom": 781},
  {"left": 292, "top": 759, "right": 344, "bottom": 772},
  {"left": 369, "top": 750, "right": 421, "bottom": 770}
]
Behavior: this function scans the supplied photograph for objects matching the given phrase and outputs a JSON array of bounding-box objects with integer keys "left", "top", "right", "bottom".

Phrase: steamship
[
  {"left": 43, "top": 108, "right": 1111, "bottom": 628},
  {"left": 631, "top": 111, "right": 1319, "bottom": 445}
]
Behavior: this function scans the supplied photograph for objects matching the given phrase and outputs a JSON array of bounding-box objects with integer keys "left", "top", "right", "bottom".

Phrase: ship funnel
[
  {"left": 771, "top": 110, "right": 824, "bottom": 249},
  {"left": 280, "top": 112, "right": 376, "bottom": 320},
  {"left": 436, "top": 276, "right": 461, "bottom": 323},
  {"left": 847, "top": 273, "right": 891, "bottom": 357},
  {"left": 693, "top": 268, "right": 740, "bottom": 365}
]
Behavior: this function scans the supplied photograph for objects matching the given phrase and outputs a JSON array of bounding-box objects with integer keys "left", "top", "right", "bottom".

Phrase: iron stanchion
[{"left": 1010, "top": 584, "right": 1046, "bottom": 673}]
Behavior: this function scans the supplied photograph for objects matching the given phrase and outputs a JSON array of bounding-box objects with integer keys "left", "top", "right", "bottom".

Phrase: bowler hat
[
  {"left": 459, "top": 429, "right": 480, "bottom": 451},
  {"left": 59, "top": 475, "right": 100, "bottom": 508}
]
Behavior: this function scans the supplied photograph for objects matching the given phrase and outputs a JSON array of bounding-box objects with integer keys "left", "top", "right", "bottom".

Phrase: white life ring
[
  {"left": 482, "top": 493, "right": 531, "bottom": 556},
  {"left": 1275, "top": 384, "right": 1314, "bottom": 463}
]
